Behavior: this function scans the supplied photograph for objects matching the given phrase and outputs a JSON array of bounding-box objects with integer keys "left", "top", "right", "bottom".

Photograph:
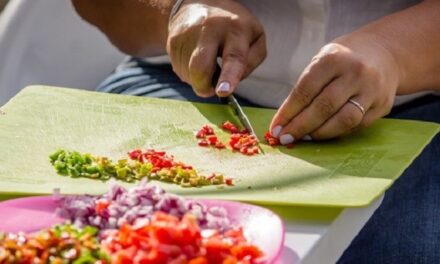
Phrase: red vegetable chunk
[{"left": 102, "top": 212, "right": 263, "bottom": 264}]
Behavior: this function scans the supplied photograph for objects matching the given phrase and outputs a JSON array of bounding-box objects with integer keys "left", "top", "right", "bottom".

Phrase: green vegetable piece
[
  {"left": 117, "top": 159, "right": 127, "bottom": 167},
  {"left": 139, "top": 163, "right": 153, "bottom": 176},
  {"left": 85, "top": 165, "right": 100, "bottom": 174},
  {"left": 83, "top": 154, "right": 93, "bottom": 164},
  {"left": 81, "top": 225, "right": 98, "bottom": 236},
  {"left": 116, "top": 167, "right": 128, "bottom": 179},
  {"left": 54, "top": 160, "right": 67, "bottom": 172},
  {"left": 49, "top": 149, "right": 65, "bottom": 164},
  {"left": 69, "top": 168, "right": 80, "bottom": 178}
]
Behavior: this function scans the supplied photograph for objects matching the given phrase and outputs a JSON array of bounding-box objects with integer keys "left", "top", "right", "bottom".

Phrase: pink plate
[{"left": 0, "top": 196, "right": 284, "bottom": 263}]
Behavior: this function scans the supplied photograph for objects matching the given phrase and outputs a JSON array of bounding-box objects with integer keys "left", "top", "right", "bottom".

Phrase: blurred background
[
  {"left": 0, "top": 0, "right": 124, "bottom": 106},
  {"left": 0, "top": 0, "right": 8, "bottom": 11}
]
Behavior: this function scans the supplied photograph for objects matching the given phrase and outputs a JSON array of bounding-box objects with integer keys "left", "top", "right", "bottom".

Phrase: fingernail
[
  {"left": 302, "top": 135, "right": 313, "bottom": 141},
  {"left": 271, "top": 126, "right": 282, "bottom": 138},
  {"left": 217, "top": 82, "right": 230, "bottom": 93},
  {"left": 280, "top": 134, "right": 295, "bottom": 145}
]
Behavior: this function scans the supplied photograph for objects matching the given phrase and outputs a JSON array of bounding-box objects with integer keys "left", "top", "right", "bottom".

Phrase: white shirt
[{"left": 234, "top": 0, "right": 423, "bottom": 108}]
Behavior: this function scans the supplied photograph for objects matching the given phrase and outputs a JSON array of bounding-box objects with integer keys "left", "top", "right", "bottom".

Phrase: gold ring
[{"left": 348, "top": 99, "right": 365, "bottom": 115}]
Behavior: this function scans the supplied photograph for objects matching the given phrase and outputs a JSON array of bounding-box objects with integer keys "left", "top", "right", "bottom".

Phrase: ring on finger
[{"left": 347, "top": 98, "right": 366, "bottom": 116}]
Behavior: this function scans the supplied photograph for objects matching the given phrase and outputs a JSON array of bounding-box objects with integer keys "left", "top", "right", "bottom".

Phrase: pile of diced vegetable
[{"left": 0, "top": 181, "right": 264, "bottom": 264}]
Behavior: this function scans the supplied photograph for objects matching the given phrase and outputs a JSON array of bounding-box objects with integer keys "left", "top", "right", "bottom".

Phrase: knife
[{"left": 212, "top": 66, "right": 264, "bottom": 154}]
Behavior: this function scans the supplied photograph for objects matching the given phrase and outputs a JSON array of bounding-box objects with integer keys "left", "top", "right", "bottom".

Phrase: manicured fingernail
[
  {"left": 271, "top": 126, "right": 282, "bottom": 138},
  {"left": 280, "top": 134, "right": 295, "bottom": 145},
  {"left": 302, "top": 135, "right": 313, "bottom": 141},
  {"left": 217, "top": 82, "right": 230, "bottom": 93}
]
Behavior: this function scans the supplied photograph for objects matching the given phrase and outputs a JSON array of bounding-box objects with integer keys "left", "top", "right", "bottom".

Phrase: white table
[{"left": 277, "top": 196, "right": 382, "bottom": 264}]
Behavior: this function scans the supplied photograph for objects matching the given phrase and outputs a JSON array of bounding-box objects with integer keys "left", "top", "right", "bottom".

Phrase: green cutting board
[{"left": 0, "top": 86, "right": 438, "bottom": 207}]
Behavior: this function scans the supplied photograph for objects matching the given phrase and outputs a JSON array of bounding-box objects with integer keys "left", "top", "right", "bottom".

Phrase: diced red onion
[{"left": 54, "top": 179, "right": 231, "bottom": 231}]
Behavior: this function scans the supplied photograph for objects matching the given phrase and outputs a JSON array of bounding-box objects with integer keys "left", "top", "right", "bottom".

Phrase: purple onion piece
[{"left": 54, "top": 179, "right": 232, "bottom": 232}]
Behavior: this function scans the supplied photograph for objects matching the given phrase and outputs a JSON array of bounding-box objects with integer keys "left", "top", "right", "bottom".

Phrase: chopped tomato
[
  {"left": 102, "top": 212, "right": 263, "bottom": 264},
  {"left": 189, "top": 257, "right": 209, "bottom": 264}
]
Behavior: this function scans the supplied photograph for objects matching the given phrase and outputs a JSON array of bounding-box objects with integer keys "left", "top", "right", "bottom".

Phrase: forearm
[
  {"left": 336, "top": 0, "right": 440, "bottom": 94},
  {"left": 72, "top": 0, "right": 172, "bottom": 57}
]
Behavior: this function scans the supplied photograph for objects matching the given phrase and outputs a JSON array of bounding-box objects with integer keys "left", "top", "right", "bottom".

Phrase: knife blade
[{"left": 213, "top": 66, "right": 264, "bottom": 154}]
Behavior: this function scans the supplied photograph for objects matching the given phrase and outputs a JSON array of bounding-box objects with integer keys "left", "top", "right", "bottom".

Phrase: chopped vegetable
[
  {"left": 195, "top": 125, "right": 228, "bottom": 151},
  {"left": 264, "top": 132, "right": 280, "bottom": 146},
  {"left": 0, "top": 214, "right": 263, "bottom": 263},
  {"left": 50, "top": 149, "right": 233, "bottom": 187},
  {"left": 196, "top": 124, "right": 215, "bottom": 138},
  {"left": 55, "top": 180, "right": 232, "bottom": 232},
  {"left": 264, "top": 131, "right": 295, "bottom": 149},
  {"left": 221, "top": 121, "right": 248, "bottom": 134},
  {"left": 0, "top": 224, "right": 109, "bottom": 264},
  {"left": 127, "top": 149, "right": 232, "bottom": 187},
  {"left": 221, "top": 121, "right": 260, "bottom": 155},
  {"left": 228, "top": 133, "right": 260, "bottom": 155},
  {"left": 101, "top": 212, "right": 263, "bottom": 264},
  {"left": 195, "top": 121, "right": 260, "bottom": 156}
]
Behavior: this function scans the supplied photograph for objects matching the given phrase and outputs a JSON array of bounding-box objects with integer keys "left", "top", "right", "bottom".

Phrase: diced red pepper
[
  {"left": 225, "top": 178, "right": 234, "bottom": 186},
  {"left": 198, "top": 139, "right": 209, "bottom": 147},
  {"left": 215, "top": 142, "right": 226, "bottom": 149},
  {"left": 128, "top": 149, "right": 142, "bottom": 160},
  {"left": 286, "top": 143, "right": 295, "bottom": 149},
  {"left": 207, "top": 173, "right": 216, "bottom": 181},
  {"left": 196, "top": 121, "right": 262, "bottom": 156},
  {"left": 264, "top": 132, "right": 280, "bottom": 146},
  {"left": 221, "top": 121, "right": 240, "bottom": 134},
  {"left": 206, "top": 135, "right": 218, "bottom": 145}
]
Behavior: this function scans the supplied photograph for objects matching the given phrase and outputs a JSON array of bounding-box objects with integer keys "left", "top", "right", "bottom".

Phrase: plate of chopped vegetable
[{"left": 0, "top": 181, "right": 284, "bottom": 263}]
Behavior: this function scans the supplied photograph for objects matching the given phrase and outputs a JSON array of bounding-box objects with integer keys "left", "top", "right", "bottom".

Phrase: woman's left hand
[{"left": 270, "top": 34, "right": 401, "bottom": 144}]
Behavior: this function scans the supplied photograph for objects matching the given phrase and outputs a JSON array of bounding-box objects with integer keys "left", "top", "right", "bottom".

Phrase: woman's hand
[
  {"left": 167, "top": 0, "right": 266, "bottom": 97},
  {"left": 270, "top": 34, "right": 401, "bottom": 143}
]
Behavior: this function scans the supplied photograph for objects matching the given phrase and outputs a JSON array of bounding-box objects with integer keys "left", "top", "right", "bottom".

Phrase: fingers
[
  {"left": 243, "top": 33, "right": 267, "bottom": 79},
  {"left": 167, "top": 33, "right": 191, "bottom": 84},
  {"left": 188, "top": 32, "right": 220, "bottom": 97},
  {"left": 276, "top": 77, "right": 357, "bottom": 143},
  {"left": 309, "top": 96, "right": 370, "bottom": 140},
  {"left": 270, "top": 53, "right": 341, "bottom": 134},
  {"left": 215, "top": 30, "right": 251, "bottom": 97},
  {"left": 269, "top": 41, "right": 398, "bottom": 142}
]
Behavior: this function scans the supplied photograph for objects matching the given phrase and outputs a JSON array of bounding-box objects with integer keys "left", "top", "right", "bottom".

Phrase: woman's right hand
[{"left": 167, "top": 0, "right": 266, "bottom": 97}]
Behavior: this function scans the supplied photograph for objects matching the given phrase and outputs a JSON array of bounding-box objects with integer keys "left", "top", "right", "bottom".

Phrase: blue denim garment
[
  {"left": 97, "top": 57, "right": 256, "bottom": 106},
  {"left": 98, "top": 57, "right": 440, "bottom": 264},
  {"left": 338, "top": 95, "right": 440, "bottom": 264}
]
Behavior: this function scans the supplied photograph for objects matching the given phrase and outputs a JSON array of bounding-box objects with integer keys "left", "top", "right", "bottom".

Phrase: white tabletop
[{"left": 277, "top": 196, "right": 382, "bottom": 264}]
